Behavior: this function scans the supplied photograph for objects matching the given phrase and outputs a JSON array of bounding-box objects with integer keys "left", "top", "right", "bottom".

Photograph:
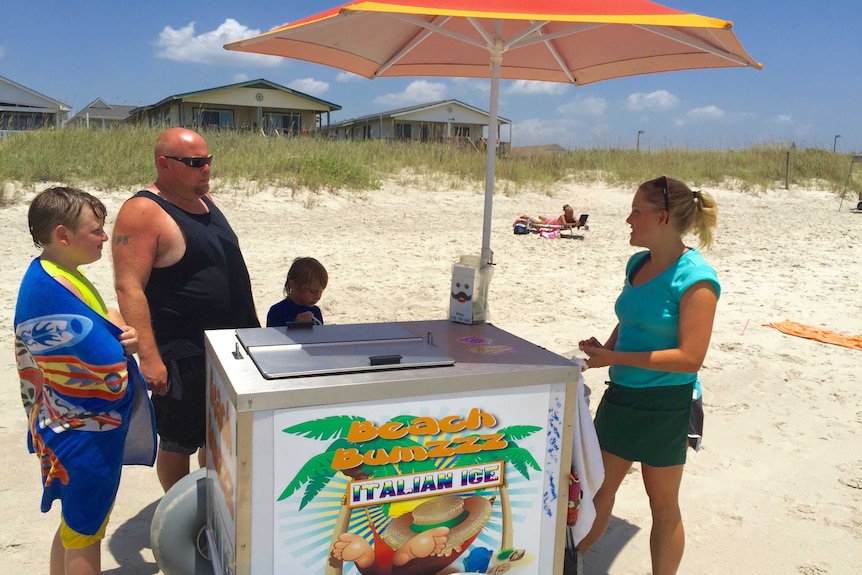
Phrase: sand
[{"left": 0, "top": 175, "right": 860, "bottom": 574}]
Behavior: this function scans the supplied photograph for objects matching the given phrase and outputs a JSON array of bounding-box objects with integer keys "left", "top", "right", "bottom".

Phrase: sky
[{"left": 3, "top": 1, "right": 861, "bottom": 152}]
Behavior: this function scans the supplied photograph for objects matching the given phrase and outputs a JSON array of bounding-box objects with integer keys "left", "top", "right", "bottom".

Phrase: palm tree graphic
[{"left": 277, "top": 413, "right": 542, "bottom": 574}]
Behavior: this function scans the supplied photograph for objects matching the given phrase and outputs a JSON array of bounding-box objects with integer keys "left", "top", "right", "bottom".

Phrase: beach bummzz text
[{"left": 331, "top": 408, "right": 508, "bottom": 470}]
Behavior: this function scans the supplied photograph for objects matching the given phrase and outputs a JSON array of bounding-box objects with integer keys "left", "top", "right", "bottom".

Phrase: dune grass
[{"left": 0, "top": 126, "right": 859, "bottom": 206}]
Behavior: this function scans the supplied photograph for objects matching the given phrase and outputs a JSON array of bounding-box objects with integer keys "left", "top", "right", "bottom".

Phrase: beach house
[
  {"left": 126, "top": 78, "right": 341, "bottom": 135},
  {"left": 326, "top": 99, "right": 512, "bottom": 152},
  {"left": 67, "top": 98, "right": 136, "bottom": 129},
  {"left": 0, "top": 75, "right": 70, "bottom": 136}
]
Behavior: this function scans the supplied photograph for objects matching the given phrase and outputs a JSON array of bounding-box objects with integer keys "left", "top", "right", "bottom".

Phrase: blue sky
[{"left": 4, "top": 1, "right": 861, "bottom": 151}]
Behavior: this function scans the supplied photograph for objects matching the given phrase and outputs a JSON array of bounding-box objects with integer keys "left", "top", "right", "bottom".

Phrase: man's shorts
[{"left": 151, "top": 355, "right": 206, "bottom": 454}]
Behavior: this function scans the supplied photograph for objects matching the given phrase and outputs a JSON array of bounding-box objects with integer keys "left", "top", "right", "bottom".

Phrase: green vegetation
[{"left": 1, "top": 127, "right": 859, "bottom": 207}]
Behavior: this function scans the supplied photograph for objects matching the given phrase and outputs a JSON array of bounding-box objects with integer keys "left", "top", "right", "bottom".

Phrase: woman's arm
[{"left": 581, "top": 282, "right": 718, "bottom": 372}]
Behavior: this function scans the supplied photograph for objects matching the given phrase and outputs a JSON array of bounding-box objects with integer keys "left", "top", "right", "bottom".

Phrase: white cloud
[
  {"left": 685, "top": 105, "right": 725, "bottom": 121},
  {"left": 626, "top": 90, "right": 678, "bottom": 112},
  {"left": 154, "top": 19, "right": 282, "bottom": 66},
  {"left": 288, "top": 78, "right": 330, "bottom": 96},
  {"left": 558, "top": 95, "right": 606, "bottom": 117},
  {"left": 513, "top": 119, "right": 569, "bottom": 146},
  {"left": 373, "top": 80, "right": 447, "bottom": 106},
  {"left": 452, "top": 78, "right": 489, "bottom": 94},
  {"left": 336, "top": 71, "right": 365, "bottom": 82},
  {"left": 773, "top": 114, "right": 793, "bottom": 125},
  {"left": 673, "top": 105, "right": 726, "bottom": 127},
  {"left": 512, "top": 117, "right": 593, "bottom": 147},
  {"left": 507, "top": 80, "right": 568, "bottom": 96},
  {"left": 232, "top": 73, "right": 250, "bottom": 83}
]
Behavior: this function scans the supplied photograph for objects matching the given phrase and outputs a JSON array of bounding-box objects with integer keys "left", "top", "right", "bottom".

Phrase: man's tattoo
[{"left": 113, "top": 235, "right": 129, "bottom": 245}]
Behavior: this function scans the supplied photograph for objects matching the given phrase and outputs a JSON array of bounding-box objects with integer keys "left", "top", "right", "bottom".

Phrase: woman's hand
[
  {"left": 579, "top": 336, "right": 612, "bottom": 368},
  {"left": 118, "top": 325, "right": 139, "bottom": 356}
]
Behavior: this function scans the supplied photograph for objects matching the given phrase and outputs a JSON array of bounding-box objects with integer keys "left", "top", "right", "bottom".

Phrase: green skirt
[{"left": 594, "top": 381, "right": 694, "bottom": 467}]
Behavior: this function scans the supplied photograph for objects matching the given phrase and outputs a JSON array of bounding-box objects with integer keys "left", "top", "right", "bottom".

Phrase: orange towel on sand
[{"left": 763, "top": 320, "right": 862, "bottom": 351}]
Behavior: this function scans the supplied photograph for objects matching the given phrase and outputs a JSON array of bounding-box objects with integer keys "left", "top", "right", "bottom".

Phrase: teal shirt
[{"left": 608, "top": 249, "right": 720, "bottom": 394}]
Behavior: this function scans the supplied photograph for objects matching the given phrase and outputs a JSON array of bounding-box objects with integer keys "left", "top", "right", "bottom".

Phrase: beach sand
[{"left": 1, "top": 176, "right": 860, "bottom": 574}]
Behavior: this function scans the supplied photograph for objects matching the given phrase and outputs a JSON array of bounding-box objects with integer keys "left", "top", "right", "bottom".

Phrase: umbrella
[{"left": 225, "top": 0, "right": 761, "bottom": 264}]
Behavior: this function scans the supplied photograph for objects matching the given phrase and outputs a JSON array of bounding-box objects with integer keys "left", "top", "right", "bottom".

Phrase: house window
[
  {"left": 193, "top": 108, "right": 234, "bottom": 129},
  {"left": 362, "top": 124, "right": 372, "bottom": 140},
  {"left": 395, "top": 123, "right": 412, "bottom": 140},
  {"left": 454, "top": 126, "right": 470, "bottom": 138},
  {"left": 0, "top": 112, "right": 46, "bottom": 130},
  {"left": 264, "top": 112, "right": 301, "bottom": 135}
]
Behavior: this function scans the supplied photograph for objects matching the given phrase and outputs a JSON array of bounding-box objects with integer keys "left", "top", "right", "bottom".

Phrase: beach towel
[
  {"left": 538, "top": 226, "right": 561, "bottom": 239},
  {"left": 15, "top": 258, "right": 156, "bottom": 537},
  {"left": 763, "top": 320, "right": 862, "bottom": 351},
  {"left": 568, "top": 358, "right": 604, "bottom": 547}
]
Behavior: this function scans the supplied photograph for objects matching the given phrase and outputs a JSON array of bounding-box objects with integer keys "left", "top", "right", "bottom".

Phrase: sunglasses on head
[
  {"left": 164, "top": 155, "right": 213, "bottom": 168},
  {"left": 657, "top": 175, "right": 669, "bottom": 213}
]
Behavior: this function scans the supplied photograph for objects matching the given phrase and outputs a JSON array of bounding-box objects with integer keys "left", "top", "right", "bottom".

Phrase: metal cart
[{"left": 201, "top": 320, "right": 581, "bottom": 575}]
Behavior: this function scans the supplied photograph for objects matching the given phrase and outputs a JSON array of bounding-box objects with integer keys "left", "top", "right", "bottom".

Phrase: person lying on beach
[{"left": 516, "top": 204, "right": 584, "bottom": 227}]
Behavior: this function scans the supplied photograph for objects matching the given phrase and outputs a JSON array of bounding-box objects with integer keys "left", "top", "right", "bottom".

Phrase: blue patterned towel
[{"left": 14, "top": 258, "right": 156, "bottom": 537}]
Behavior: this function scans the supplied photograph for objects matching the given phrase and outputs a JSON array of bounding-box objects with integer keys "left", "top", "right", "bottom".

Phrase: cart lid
[{"left": 234, "top": 324, "right": 455, "bottom": 379}]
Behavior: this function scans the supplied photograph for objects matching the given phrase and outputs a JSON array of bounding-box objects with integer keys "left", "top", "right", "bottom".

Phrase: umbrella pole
[{"left": 481, "top": 29, "right": 503, "bottom": 266}]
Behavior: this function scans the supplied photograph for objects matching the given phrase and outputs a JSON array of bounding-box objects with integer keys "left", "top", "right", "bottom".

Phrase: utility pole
[
  {"left": 833, "top": 134, "right": 841, "bottom": 153},
  {"left": 636, "top": 130, "right": 644, "bottom": 151}
]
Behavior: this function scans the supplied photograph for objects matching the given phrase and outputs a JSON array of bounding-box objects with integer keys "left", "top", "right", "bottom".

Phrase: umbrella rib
[
  {"left": 638, "top": 25, "right": 754, "bottom": 67},
  {"left": 507, "top": 23, "right": 602, "bottom": 50},
  {"left": 503, "top": 20, "right": 550, "bottom": 48},
  {"left": 376, "top": 15, "right": 452, "bottom": 76},
  {"left": 468, "top": 17, "right": 494, "bottom": 46},
  {"left": 525, "top": 22, "right": 578, "bottom": 85},
  {"left": 390, "top": 13, "right": 489, "bottom": 51}
]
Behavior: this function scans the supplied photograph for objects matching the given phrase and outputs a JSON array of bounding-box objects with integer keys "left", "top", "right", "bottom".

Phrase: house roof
[
  {"left": 131, "top": 78, "right": 341, "bottom": 116},
  {"left": 329, "top": 99, "right": 511, "bottom": 128},
  {"left": 0, "top": 74, "right": 70, "bottom": 112},
  {"left": 68, "top": 98, "right": 136, "bottom": 122}
]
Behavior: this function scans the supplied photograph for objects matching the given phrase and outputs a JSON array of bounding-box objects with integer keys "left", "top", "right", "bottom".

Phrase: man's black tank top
[{"left": 135, "top": 190, "right": 259, "bottom": 360}]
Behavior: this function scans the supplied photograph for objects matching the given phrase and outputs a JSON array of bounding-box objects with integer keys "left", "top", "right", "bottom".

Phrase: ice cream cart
[{"left": 200, "top": 320, "right": 581, "bottom": 575}]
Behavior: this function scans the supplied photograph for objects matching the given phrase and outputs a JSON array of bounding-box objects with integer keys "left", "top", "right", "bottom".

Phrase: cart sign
[
  {"left": 270, "top": 387, "right": 564, "bottom": 575},
  {"left": 206, "top": 364, "right": 238, "bottom": 575}
]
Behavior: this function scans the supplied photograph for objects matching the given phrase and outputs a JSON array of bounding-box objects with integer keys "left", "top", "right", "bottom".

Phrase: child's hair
[
  {"left": 284, "top": 257, "right": 329, "bottom": 297},
  {"left": 28, "top": 186, "right": 107, "bottom": 249},
  {"left": 639, "top": 176, "right": 718, "bottom": 248}
]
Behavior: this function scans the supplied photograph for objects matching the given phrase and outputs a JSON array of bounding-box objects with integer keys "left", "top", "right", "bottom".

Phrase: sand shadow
[
  {"left": 104, "top": 499, "right": 161, "bottom": 575},
  {"left": 581, "top": 515, "right": 640, "bottom": 575}
]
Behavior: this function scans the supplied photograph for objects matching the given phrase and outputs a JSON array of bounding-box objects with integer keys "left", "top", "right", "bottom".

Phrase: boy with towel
[{"left": 14, "top": 187, "right": 155, "bottom": 574}]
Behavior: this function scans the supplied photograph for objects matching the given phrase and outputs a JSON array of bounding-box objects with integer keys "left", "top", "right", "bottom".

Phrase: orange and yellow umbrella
[{"left": 226, "top": 0, "right": 761, "bottom": 263}]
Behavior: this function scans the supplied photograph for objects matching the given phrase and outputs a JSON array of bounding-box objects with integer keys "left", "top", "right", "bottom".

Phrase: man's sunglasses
[
  {"left": 164, "top": 155, "right": 213, "bottom": 168},
  {"left": 658, "top": 175, "right": 669, "bottom": 213}
]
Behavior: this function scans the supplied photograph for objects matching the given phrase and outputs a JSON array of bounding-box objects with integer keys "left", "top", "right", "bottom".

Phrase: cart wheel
[{"left": 151, "top": 468, "right": 214, "bottom": 575}]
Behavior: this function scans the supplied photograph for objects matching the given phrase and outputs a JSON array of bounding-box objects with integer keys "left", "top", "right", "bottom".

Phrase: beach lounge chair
[
  {"left": 513, "top": 213, "right": 589, "bottom": 238},
  {"left": 535, "top": 214, "right": 589, "bottom": 239},
  {"left": 560, "top": 214, "right": 589, "bottom": 238}
]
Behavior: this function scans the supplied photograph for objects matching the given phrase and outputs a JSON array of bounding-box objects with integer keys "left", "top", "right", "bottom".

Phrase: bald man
[{"left": 112, "top": 128, "right": 259, "bottom": 491}]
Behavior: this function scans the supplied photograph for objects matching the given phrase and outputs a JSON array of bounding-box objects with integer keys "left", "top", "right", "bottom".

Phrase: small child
[
  {"left": 14, "top": 187, "right": 155, "bottom": 574},
  {"left": 267, "top": 256, "right": 328, "bottom": 326}
]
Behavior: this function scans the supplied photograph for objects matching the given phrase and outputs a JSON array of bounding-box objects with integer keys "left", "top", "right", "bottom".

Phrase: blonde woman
[{"left": 577, "top": 176, "right": 719, "bottom": 575}]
